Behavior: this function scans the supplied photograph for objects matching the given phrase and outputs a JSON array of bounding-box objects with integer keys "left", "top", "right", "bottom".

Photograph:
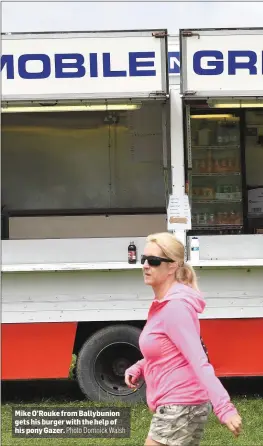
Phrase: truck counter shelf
[
  {"left": 2, "top": 258, "right": 263, "bottom": 273},
  {"left": 2, "top": 261, "right": 144, "bottom": 273}
]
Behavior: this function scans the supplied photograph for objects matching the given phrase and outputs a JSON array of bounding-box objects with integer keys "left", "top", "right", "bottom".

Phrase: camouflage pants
[{"left": 148, "top": 402, "right": 212, "bottom": 446}]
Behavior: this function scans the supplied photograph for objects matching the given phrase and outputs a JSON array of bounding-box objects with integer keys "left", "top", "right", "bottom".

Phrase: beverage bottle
[
  {"left": 235, "top": 185, "right": 241, "bottom": 200},
  {"left": 185, "top": 180, "right": 189, "bottom": 195},
  {"left": 190, "top": 237, "right": 200, "bottom": 263},
  {"left": 207, "top": 153, "right": 213, "bottom": 173},
  {"left": 128, "top": 241, "right": 137, "bottom": 264}
]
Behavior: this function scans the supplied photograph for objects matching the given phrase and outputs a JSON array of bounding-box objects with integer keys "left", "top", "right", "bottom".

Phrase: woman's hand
[
  {"left": 225, "top": 413, "right": 242, "bottom": 437},
  {"left": 124, "top": 373, "right": 138, "bottom": 389}
]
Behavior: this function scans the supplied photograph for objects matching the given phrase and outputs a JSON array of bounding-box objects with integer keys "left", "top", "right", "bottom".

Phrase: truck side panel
[
  {"left": 1, "top": 322, "right": 77, "bottom": 379},
  {"left": 2, "top": 319, "right": 263, "bottom": 379},
  {"left": 1, "top": 266, "right": 263, "bottom": 379},
  {"left": 2, "top": 266, "right": 263, "bottom": 323},
  {"left": 201, "top": 319, "right": 263, "bottom": 377}
]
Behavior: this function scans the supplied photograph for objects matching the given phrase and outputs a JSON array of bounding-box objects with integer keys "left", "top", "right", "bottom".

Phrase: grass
[{"left": 1, "top": 396, "right": 263, "bottom": 446}]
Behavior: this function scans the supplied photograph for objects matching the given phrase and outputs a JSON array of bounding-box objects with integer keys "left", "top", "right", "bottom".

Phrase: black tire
[{"left": 76, "top": 324, "right": 146, "bottom": 403}]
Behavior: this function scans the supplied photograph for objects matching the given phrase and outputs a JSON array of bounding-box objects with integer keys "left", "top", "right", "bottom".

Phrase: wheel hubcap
[{"left": 94, "top": 342, "right": 143, "bottom": 396}]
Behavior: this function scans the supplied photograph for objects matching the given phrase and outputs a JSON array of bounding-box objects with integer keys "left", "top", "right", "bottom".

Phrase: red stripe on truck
[
  {"left": 1, "top": 322, "right": 77, "bottom": 379},
  {"left": 201, "top": 318, "right": 263, "bottom": 377}
]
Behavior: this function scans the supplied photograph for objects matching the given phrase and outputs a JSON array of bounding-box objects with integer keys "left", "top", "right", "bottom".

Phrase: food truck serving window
[
  {"left": 1, "top": 29, "right": 169, "bottom": 222},
  {"left": 1, "top": 102, "right": 168, "bottom": 215}
]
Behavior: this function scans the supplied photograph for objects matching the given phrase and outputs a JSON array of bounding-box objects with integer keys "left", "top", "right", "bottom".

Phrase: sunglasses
[{"left": 141, "top": 255, "right": 174, "bottom": 267}]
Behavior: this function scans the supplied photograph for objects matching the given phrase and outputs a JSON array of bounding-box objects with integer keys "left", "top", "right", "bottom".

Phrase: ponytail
[{"left": 175, "top": 262, "right": 199, "bottom": 291}]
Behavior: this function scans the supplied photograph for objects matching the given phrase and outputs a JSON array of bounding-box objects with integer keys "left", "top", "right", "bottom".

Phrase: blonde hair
[{"left": 146, "top": 232, "right": 199, "bottom": 290}]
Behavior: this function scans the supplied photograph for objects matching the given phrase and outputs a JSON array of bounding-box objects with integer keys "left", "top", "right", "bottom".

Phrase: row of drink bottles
[
  {"left": 192, "top": 157, "right": 239, "bottom": 174},
  {"left": 192, "top": 184, "right": 241, "bottom": 200},
  {"left": 192, "top": 210, "right": 242, "bottom": 226}
]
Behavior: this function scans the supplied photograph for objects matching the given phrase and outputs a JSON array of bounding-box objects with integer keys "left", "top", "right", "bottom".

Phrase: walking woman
[{"left": 125, "top": 232, "right": 242, "bottom": 446}]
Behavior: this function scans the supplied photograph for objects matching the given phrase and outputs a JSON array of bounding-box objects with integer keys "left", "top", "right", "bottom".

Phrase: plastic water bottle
[{"left": 190, "top": 237, "right": 200, "bottom": 263}]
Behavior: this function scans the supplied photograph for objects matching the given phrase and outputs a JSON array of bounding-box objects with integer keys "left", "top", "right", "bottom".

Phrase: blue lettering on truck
[
  {"left": 193, "top": 50, "right": 262, "bottom": 75},
  {"left": 3, "top": 49, "right": 262, "bottom": 79},
  {"left": 168, "top": 52, "right": 180, "bottom": 74},
  {"left": 0, "top": 51, "right": 157, "bottom": 79},
  {"left": 1, "top": 55, "right": 14, "bottom": 79}
]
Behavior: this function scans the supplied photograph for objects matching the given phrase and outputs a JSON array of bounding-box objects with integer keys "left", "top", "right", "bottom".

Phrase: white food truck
[{"left": 1, "top": 28, "right": 262, "bottom": 404}]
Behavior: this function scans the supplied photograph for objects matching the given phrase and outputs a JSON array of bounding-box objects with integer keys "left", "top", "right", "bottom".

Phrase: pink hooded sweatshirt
[{"left": 125, "top": 282, "right": 238, "bottom": 424}]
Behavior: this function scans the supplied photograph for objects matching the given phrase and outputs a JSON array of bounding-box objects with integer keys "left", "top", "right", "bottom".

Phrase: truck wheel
[{"left": 76, "top": 325, "right": 146, "bottom": 403}]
